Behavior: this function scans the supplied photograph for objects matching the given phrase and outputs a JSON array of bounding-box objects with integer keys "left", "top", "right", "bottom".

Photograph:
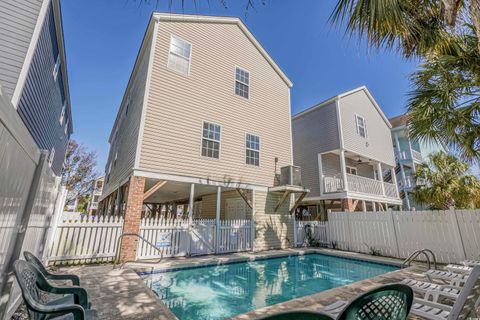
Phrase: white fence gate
[
  {"left": 295, "top": 221, "right": 328, "bottom": 247},
  {"left": 216, "top": 219, "right": 252, "bottom": 254}
]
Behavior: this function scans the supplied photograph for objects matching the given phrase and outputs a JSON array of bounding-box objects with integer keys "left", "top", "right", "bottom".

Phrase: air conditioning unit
[{"left": 280, "top": 165, "right": 302, "bottom": 186}]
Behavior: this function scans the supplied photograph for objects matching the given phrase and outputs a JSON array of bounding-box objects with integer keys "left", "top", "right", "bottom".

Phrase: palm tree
[
  {"left": 331, "top": 0, "right": 480, "bottom": 162},
  {"left": 412, "top": 152, "right": 480, "bottom": 209}
]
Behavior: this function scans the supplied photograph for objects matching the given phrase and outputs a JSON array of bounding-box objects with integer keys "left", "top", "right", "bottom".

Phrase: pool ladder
[
  {"left": 113, "top": 232, "right": 164, "bottom": 269},
  {"left": 401, "top": 249, "right": 437, "bottom": 270}
]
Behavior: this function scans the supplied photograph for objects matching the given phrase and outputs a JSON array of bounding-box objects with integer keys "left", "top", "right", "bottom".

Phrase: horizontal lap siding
[
  {"left": 0, "top": 0, "right": 42, "bottom": 98},
  {"left": 292, "top": 102, "right": 339, "bottom": 197},
  {"left": 102, "top": 34, "right": 153, "bottom": 196},
  {"left": 139, "top": 21, "right": 291, "bottom": 187},
  {"left": 339, "top": 91, "right": 395, "bottom": 166},
  {"left": 254, "top": 191, "right": 294, "bottom": 251},
  {"left": 16, "top": 3, "right": 69, "bottom": 175}
]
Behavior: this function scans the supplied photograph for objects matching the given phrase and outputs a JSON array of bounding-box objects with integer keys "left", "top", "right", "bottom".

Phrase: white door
[{"left": 226, "top": 198, "right": 246, "bottom": 220}]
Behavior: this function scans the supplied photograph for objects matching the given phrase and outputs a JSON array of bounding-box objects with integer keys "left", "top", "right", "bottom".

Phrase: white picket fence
[
  {"left": 48, "top": 216, "right": 253, "bottom": 263},
  {"left": 48, "top": 216, "right": 124, "bottom": 263},
  {"left": 323, "top": 209, "right": 480, "bottom": 263}
]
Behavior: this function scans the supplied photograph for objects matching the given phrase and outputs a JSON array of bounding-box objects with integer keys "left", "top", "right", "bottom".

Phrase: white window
[
  {"left": 59, "top": 103, "right": 66, "bottom": 124},
  {"left": 235, "top": 67, "right": 250, "bottom": 99},
  {"left": 53, "top": 54, "right": 61, "bottom": 81},
  {"left": 48, "top": 147, "right": 55, "bottom": 167},
  {"left": 113, "top": 151, "right": 118, "bottom": 167},
  {"left": 201, "top": 121, "right": 221, "bottom": 159},
  {"left": 245, "top": 133, "right": 260, "bottom": 166},
  {"left": 167, "top": 36, "right": 192, "bottom": 75},
  {"left": 355, "top": 115, "right": 367, "bottom": 138},
  {"left": 346, "top": 166, "right": 357, "bottom": 175}
]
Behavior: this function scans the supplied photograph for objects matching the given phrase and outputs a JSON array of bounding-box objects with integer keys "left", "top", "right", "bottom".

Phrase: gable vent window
[
  {"left": 201, "top": 121, "right": 221, "bottom": 159},
  {"left": 53, "top": 54, "right": 61, "bottom": 81},
  {"left": 355, "top": 115, "right": 368, "bottom": 138},
  {"left": 235, "top": 67, "right": 250, "bottom": 99},
  {"left": 167, "top": 36, "right": 192, "bottom": 75},
  {"left": 245, "top": 133, "right": 260, "bottom": 166}
]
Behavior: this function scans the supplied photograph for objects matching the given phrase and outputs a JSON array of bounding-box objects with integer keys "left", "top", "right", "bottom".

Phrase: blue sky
[{"left": 61, "top": 0, "right": 417, "bottom": 173}]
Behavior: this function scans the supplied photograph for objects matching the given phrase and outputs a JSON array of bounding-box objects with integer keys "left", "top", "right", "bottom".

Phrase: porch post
[
  {"left": 188, "top": 184, "right": 195, "bottom": 222},
  {"left": 119, "top": 176, "right": 146, "bottom": 263},
  {"left": 215, "top": 186, "right": 221, "bottom": 254},
  {"left": 362, "top": 200, "right": 367, "bottom": 212},
  {"left": 187, "top": 183, "right": 195, "bottom": 256},
  {"left": 339, "top": 150, "right": 348, "bottom": 191},
  {"left": 391, "top": 167, "right": 399, "bottom": 197},
  {"left": 377, "top": 162, "right": 386, "bottom": 196},
  {"left": 251, "top": 190, "right": 256, "bottom": 251},
  {"left": 372, "top": 202, "right": 377, "bottom": 212}
]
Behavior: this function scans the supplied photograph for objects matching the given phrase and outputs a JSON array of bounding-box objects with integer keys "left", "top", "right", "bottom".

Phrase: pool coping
[{"left": 134, "top": 248, "right": 405, "bottom": 276}]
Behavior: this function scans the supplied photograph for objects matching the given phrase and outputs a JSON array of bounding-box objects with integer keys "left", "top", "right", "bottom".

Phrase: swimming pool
[{"left": 142, "top": 254, "right": 397, "bottom": 320}]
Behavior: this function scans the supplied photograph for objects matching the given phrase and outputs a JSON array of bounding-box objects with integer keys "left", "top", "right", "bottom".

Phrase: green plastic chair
[
  {"left": 337, "top": 284, "right": 413, "bottom": 320},
  {"left": 257, "top": 310, "right": 335, "bottom": 320},
  {"left": 13, "top": 260, "right": 96, "bottom": 320},
  {"left": 24, "top": 251, "right": 81, "bottom": 286}
]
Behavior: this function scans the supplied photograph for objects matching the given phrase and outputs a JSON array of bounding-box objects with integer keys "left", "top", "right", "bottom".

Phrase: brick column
[
  {"left": 342, "top": 198, "right": 354, "bottom": 212},
  {"left": 119, "top": 176, "right": 146, "bottom": 263}
]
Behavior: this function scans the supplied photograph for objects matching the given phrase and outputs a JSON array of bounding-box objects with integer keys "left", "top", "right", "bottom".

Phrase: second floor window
[
  {"left": 346, "top": 166, "right": 357, "bottom": 175},
  {"left": 235, "top": 67, "right": 249, "bottom": 99},
  {"left": 168, "top": 36, "right": 192, "bottom": 75},
  {"left": 48, "top": 147, "right": 55, "bottom": 167},
  {"left": 355, "top": 115, "right": 367, "bottom": 138},
  {"left": 201, "top": 122, "right": 221, "bottom": 159},
  {"left": 245, "top": 133, "right": 260, "bottom": 166}
]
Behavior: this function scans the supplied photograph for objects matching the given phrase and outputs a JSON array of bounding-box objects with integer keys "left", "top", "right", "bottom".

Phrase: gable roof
[
  {"left": 292, "top": 86, "right": 392, "bottom": 128},
  {"left": 154, "top": 13, "right": 292, "bottom": 88},
  {"left": 389, "top": 113, "right": 409, "bottom": 129}
]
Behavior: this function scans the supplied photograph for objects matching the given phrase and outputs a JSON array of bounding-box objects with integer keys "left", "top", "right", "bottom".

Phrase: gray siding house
[
  {"left": 292, "top": 87, "right": 402, "bottom": 213},
  {"left": 0, "top": 0, "right": 72, "bottom": 176}
]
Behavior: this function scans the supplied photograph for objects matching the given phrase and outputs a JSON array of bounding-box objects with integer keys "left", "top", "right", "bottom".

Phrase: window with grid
[
  {"left": 235, "top": 67, "right": 250, "bottom": 98},
  {"left": 59, "top": 103, "right": 66, "bottom": 124},
  {"left": 201, "top": 122, "right": 221, "bottom": 159},
  {"left": 245, "top": 134, "right": 260, "bottom": 166},
  {"left": 355, "top": 115, "right": 367, "bottom": 138},
  {"left": 167, "top": 36, "right": 192, "bottom": 75},
  {"left": 346, "top": 166, "right": 357, "bottom": 175}
]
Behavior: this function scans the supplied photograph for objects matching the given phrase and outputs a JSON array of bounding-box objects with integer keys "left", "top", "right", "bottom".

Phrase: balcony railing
[
  {"left": 323, "top": 174, "right": 399, "bottom": 199},
  {"left": 347, "top": 174, "right": 384, "bottom": 196},
  {"left": 395, "top": 149, "right": 423, "bottom": 162},
  {"left": 399, "top": 175, "right": 415, "bottom": 190}
]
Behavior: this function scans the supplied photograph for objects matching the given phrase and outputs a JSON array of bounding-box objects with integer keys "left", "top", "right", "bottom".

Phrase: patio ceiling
[{"left": 143, "top": 178, "right": 235, "bottom": 203}]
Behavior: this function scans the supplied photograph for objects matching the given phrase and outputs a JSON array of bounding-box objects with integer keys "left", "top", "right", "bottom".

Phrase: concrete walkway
[{"left": 59, "top": 249, "right": 433, "bottom": 319}]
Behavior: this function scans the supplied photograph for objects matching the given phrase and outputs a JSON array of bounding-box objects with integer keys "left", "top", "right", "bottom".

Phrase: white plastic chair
[
  {"left": 411, "top": 265, "right": 480, "bottom": 320},
  {"left": 401, "top": 279, "right": 461, "bottom": 302}
]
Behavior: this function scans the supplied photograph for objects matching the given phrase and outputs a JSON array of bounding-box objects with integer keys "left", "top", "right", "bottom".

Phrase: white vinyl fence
[
  {"left": 48, "top": 217, "right": 253, "bottom": 263},
  {"left": 48, "top": 216, "right": 124, "bottom": 264},
  {"left": 305, "top": 208, "right": 480, "bottom": 264}
]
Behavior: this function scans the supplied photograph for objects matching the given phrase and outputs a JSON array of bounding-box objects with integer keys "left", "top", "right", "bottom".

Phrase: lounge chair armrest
[
  {"left": 27, "top": 298, "right": 86, "bottom": 320},
  {"left": 48, "top": 285, "right": 89, "bottom": 309},
  {"left": 424, "top": 288, "right": 458, "bottom": 302},
  {"left": 45, "top": 273, "right": 81, "bottom": 286},
  {"left": 414, "top": 298, "right": 453, "bottom": 312},
  {"left": 438, "top": 284, "right": 462, "bottom": 291}
]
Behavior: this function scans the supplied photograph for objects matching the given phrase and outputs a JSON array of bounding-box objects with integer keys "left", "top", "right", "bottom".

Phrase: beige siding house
[
  {"left": 292, "top": 87, "right": 402, "bottom": 214},
  {"left": 100, "top": 13, "right": 307, "bottom": 256}
]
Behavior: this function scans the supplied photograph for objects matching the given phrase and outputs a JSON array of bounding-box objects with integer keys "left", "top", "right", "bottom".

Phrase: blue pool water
[{"left": 142, "top": 254, "right": 397, "bottom": 320}]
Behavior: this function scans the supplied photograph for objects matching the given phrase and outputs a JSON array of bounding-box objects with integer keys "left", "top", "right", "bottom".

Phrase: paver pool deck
[{"left": 59, "top": 248, "right": 434, "bottom": 319}]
